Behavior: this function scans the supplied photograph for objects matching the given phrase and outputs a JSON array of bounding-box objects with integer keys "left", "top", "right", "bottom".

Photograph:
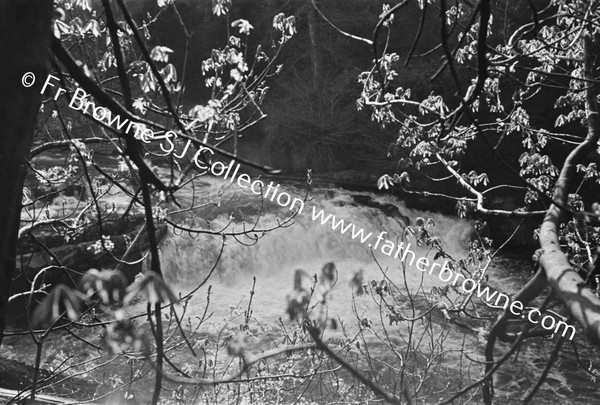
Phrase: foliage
[
  {"left": 10, "top": 0, "right": 600, "bottom": 404},
  {"left": 354, "top": 0, "right": 600, "bottom": 403},
  {"left": 11, "top": 0, "right": 303, "bottom": 403},
  {"left": 362, "top": 0, "right": 600, "bottom": 284}
]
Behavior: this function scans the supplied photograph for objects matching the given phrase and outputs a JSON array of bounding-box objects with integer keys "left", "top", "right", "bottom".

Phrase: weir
[{"left": 155, "top": 180, "right": 474, "bottom": 327}]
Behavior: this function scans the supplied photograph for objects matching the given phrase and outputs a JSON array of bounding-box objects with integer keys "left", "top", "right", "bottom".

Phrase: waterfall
[{"left": 155, "top": 180, "right": 474, "bottom": 325}]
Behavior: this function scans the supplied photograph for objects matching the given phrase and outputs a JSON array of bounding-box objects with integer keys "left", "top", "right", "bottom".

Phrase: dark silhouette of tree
[{"left": 0, "top": 0, "right": 53, "bottom": 347}]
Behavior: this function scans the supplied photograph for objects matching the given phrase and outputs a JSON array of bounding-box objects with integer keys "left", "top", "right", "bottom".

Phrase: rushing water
[
  {"left": 159, "top": 180, "right": 473, "bottom": 329},
  {"left": 4, "top": 177, "right": 600, "bottom": 404},
  {"left": 149, "top": 178, "right": 599, "bottom": 404}
]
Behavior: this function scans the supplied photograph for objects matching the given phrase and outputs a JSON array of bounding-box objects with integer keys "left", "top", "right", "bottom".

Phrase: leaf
[
  {"left": 140, "top": 65, "right": 157, "bottom": 93},
  {"left": 231, "top": 19, "right": 254, "bottom": 35},
  {"left": 160, "top": 63, "right": 177, "bottom": 83},
  {"left": 361, "top": 318, "right": 373, "bottom": 329},
  {"left": 398, "top": 171, "right": 410, "bottom": 185},
  {"left": 53, "top": 20, "right": 71, "bottom": 39},
  {"left": 150, "top": 46, "right": 174, "bottom": 63},
  {"left": 188, "top": 104, "right": 216, "bottom": 122},
  {"left": 230, "top": 68, "right": 242, "bottom": 82},
  {"left": 320, "top": 262, "right": 337, "bottom": 285},
  {"left": 83, "top": 19, "right": 101, "bottom": 37},
  {"left": 455, "top": 200, "right": 467, "bottom": 218},
  {"left": 70, "top": 17, "right": 83, "bottom": 33},
  {"left": 350, "top": 269, "right": 366, "bottom": 296},
  {"left": 80, "top": 268, "right": 128, "bottom": 305},
  {"left": 293, "top": 269, "right": 310, "bottom": 291},
  {"left": 22, "top": 187, "right": 33, "bottom": 205},
  {"left": 32, "top": 285, "right": 82, "bottom": 328},
  {"left": 103, "top": 320, "right": 149, "bottom": 355},
  {"left": 286, "top": 290, "right": 310, "bottom": 321},
  {"left": 212, "top": 0, "right": 231, "bottom": 16},
  {"left": 273, "top": 13, "right": 285, "bottom": 32},
  {"left": 377, "top": 174, "right": 394, "bottom": 190},
  {"left": 285, "top": 16, "right": 297, "bottom": 36},
  {"left": 132, "top": 98, "right": 148, "bottom": 114},
  {"left": 74, "top": 0, "right": 92, "bottom": 12},
  {"left": 124, "top": 272, "right": 177, "bottom": 305}
]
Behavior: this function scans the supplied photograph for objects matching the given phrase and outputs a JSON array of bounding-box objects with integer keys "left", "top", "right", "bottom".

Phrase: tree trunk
[
  {"left": 539, "top": 35, "right": 600, "bottom": 345},
  {"left": 0, "top": 1, "right": 53, "bottom": 346}
]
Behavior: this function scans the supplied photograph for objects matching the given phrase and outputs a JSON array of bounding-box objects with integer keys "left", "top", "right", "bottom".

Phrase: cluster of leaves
[
  {"left": 33, "top": 165, "right": 78, "bottom": 186},
  {"left": 285, "top": 262, "right": 336, "bottom": 323},
  {"left": 18, "top": 0, "right": 307, "bottom": 401},
  {"left": 182, "top": 11, "right": 295, "bottom": 144},
  {"left": 358, "top": 1, "right": 600, "bottom": 275},
  {"left": 32, "top": 268, "right": 176, "bottom": 354},
  {"left": 46, "top": 0, "right": 297, "bottom": 172},
  {"left": 556, "top": 199, "right": 600, "bottom": 283},
  {"left": 405, "top": 217, "right": 444, "bottom": 255}
]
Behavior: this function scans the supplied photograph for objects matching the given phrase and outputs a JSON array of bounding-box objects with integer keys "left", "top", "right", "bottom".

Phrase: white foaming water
[{"left": 155, "top": 179, "right": 474, "bottom": 328}]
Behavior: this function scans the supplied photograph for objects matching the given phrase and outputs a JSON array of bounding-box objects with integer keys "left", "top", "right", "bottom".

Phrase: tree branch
[
  {"left": 160, "top": 344, "right": 316, "bottom": 385},
  {"left": 306, "top": 323, "right": 407, "bottom": 404},
  {"left": 51, "top": 38, "right": 281, "bottom": 176},
  {"left": 310, "top": 0, "right": 372, "bottom": 45},
  {"left": 539, "top": 34, "right": 600, "bottom": 345},
  {"left": 436, "top": 153, "right": 546, "bottom": 217}
]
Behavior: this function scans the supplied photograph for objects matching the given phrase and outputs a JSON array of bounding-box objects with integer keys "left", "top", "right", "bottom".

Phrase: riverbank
[{"left": 0, "top": 356, "right": 99, "bottom": 403}]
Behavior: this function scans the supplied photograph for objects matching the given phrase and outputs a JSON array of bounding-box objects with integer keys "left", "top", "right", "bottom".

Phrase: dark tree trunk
[{"left": 0, "top": 1, "right": 53, "bottom": 346}]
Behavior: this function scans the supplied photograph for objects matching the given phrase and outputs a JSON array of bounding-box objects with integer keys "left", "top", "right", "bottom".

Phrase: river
[
  {"left": 151, "top": 178, "right": 600, "bottom": 404},
  {"left": 3, "top": 176, "right": 599, "bottom": 404}
]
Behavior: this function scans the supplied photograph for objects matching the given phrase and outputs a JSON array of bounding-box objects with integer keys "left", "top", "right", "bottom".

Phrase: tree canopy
[{"left": 3, "top": 1, "right": 600, "bottom": 404}]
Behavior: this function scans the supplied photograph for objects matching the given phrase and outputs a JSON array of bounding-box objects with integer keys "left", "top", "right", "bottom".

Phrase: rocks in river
[
  {"left": 9, "top": 213, "right": 167, "bottom": 327},
  {"left": 12, "top": 213, "right": 167, "bottom": 298},
  {"left": 351, "top": 194, "right": 410, "bottom": 227},
  {"left": 319, "top": 170, "right": 380, "bottom": 190}
]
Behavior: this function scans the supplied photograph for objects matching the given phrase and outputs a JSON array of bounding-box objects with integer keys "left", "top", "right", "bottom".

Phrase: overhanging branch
[{"left": 539, "top": 34, "right": 600, "bottom": 345}]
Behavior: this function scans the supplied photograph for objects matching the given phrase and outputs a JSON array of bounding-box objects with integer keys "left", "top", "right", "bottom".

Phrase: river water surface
[
  {"left": 4, "top": 176, "right": 600, "bottom": 404},
  {"left": 151, "top": 178, "right": 600, "bottom": 403}
]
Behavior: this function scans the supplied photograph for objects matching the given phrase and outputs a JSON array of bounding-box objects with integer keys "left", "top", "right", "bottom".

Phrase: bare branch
[
  {"left": 310, "top": 0, "right": 373, "bottom": 45},
  {"left": 160, "top": 344, "right": 316, "bottom": 385}
]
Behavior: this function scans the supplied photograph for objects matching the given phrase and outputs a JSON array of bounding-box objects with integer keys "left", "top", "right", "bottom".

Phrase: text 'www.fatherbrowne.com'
[
  {"left": 30, "top": 71, "right": 575, "bottom": 340},
  {"left": 309, "top": 206, "right": 576, "bottom": 340}
]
